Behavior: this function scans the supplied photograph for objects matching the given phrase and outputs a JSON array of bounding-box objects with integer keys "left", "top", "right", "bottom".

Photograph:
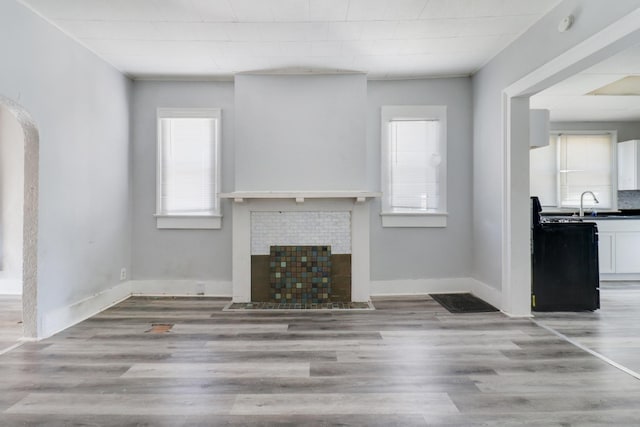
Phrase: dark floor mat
[{"left": 430, "top": 293, "right": 499, "bottom": 313}]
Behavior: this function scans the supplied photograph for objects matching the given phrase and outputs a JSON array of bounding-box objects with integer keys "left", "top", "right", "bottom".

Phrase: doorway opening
[
  {"left": 501, "top": 9, "right": 640, "bottom": 378},
  {"left": 0, "top": 95, "right": 39, "bottom": 340}
]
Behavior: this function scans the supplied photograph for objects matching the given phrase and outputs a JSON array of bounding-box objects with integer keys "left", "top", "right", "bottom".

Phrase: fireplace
[{"left": 220, "top": 191, "right": 379, "bottom": 303}]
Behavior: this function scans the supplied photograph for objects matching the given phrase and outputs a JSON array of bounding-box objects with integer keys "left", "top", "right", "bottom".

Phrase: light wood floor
[
  {"left": 535, "top": 281, "right": 640, "bottom": 376},
  {"left": 1, "top": 294, "right": 640, "bottom": 425},
  {"left": 0, "top": 295, "right": 22, "bottom": 353}
]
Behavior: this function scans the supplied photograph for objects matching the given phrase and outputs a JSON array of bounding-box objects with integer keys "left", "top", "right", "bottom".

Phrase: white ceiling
[
  {"left": 20, "top": 0, "right": 561, "bottom": 79},
  {"left": 531, "top": 43, "right": 640, "bottom": 122}
]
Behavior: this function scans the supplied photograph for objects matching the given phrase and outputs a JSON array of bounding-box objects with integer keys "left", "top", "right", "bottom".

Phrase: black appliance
[{"left": 531, "top": 196, "right": 600, "bottom": 311}]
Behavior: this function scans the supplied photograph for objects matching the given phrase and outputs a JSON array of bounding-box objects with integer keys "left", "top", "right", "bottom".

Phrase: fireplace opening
[{"left": 251, "top": 246, "right": 351, "bottom": 303}]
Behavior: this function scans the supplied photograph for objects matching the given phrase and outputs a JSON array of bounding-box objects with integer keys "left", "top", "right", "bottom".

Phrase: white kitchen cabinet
[
  {"left": 529, "top": 109, "right": 550, "bottom": 148},
  {"left": 617, "top": 139, "right": 640, "bottom": 190},
  {"left": 597, "top": 232, "right": 615, "bottom": 274},
  {"left": 614, "top": 232, "right": 640, "bottom": 273},
  {"left": 587, "top": 219, "right": 640, "bottom": 279}
]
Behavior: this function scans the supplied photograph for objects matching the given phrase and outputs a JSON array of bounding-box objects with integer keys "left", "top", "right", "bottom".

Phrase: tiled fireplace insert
[{"left": 252, "top": 247, "right": 351, "bottom": 303}]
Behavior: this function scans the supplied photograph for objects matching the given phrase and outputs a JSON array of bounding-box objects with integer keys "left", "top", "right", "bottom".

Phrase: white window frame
[
  {"left": 155, "top": 108, "right": 222, "bottom": 229},
  {"left": 380, "top": 105, "right": 447, "bottom": 228},
  {"left": 531, "top": 130, "right": 618, "bottom": 212}
]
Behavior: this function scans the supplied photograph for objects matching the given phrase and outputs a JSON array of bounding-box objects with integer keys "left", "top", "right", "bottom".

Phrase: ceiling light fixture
[{"left": 558, "top": 15, "right": 574, "bottom": 32}]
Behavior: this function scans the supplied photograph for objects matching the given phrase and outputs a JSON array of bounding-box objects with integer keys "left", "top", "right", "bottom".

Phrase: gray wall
[
  {"left": 0, "top": 105, "right": 24, "bottom": 294},
  {"left": 368, "top": 78, "right": 473, "bottom": 280},
  {"left": 132, "top": 77, "right": 473, "bottom": 283},
  {"left": 472, "top": 0, "right": 640, "bottom": 293},
  {"left": 0, "top": 0, "right": 132, "bottom": 333},
  {"left": 234, "top": 74, "right": 367, "bottom": 191},
  {"left": 131, "top": 81, "right": 234, "bottom": 280}
]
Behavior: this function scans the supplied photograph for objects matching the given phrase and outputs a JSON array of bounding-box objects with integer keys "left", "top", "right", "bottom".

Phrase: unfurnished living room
[{"left": 2, "top": 0, "right": 640, "bottom": 425}]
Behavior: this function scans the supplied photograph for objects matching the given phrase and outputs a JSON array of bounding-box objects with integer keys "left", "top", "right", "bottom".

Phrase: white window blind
[
  {"left": 530, "top": 132, "right": 615, "bottom": 210},
  {"left": 156, "top": 108, "right": 221, "bottom": 225},
  {"left": 380, "top": 105, "right": 447, "bottom": 227},
  {"left": 559, "top": 133, "right": 613, "bottom": 208},
  {"left": 389, "top": 119, "right": 441, "bottom": 210},
  {"left": 159, "top": 117, "right": 216, "bottom": 214}
]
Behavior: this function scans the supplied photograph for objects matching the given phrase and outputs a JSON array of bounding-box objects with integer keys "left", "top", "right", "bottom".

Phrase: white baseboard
[
  {"left": 37, "top": 277, "right": 501, "bottom": 340},
  {"left": 371, "top": 277, "right": 475, "bottom": 296},
  {"left": 371, "top": 277, "right": 502, "bottom": 310},
  {"left": 129, "top": 279, "right": 232, "bottom": 297},
  {"left": 0, "top": 278, "right": 22, "bottom": 295},
  {"left": 40, "top": 281, "right": 133, "bottom": 339},
  {"left": 37, "top": 280, "right": 233, "bottom": 339},
  {"left": 467, "top": 278, "right": 502, "bottom": 310}
]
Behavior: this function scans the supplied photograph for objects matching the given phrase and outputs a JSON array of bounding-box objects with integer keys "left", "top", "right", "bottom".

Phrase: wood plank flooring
[
  {"left": 1, "top": 294, "right": 640, "bottom": 425},
  {"left": 0, "top": 295, "right": 22, "bottom": 353},
  {"left": 535, "top": 281, "right": 640, "bottom": 376}
]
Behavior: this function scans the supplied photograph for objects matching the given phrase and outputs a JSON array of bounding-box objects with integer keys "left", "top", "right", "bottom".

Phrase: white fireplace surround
[{"left": 221, "top": 191, "right": 380, "bottom": 303}]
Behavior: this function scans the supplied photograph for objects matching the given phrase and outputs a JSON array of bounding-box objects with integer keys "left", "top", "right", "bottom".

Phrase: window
[
  {"left": 156, "top": 108, "right": 221, "bottom": 229},
  {"left": 381, "top": 105, "right": 447, "bottom": 227},
  {"left": 530, "top": 132, "right": 617, "bottom": 210}
]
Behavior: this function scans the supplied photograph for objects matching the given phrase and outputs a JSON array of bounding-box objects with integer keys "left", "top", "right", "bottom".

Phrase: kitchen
[{"left": 529, "top": 40, "right": 640, "bottom": 376}]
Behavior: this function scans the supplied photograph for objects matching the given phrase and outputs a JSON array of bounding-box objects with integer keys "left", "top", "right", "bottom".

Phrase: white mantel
[
  {"left": 221, "top": 191, "right": 380, "bottom": 203},
  {"left": 222, "top": 191, "right": 380, "bottom": 303}
]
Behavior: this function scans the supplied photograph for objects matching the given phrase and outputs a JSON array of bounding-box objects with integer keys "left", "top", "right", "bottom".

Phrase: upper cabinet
[
  {"left": 530, "top": 109, "right": 550, "bottom": 148},
  {"left": 618, "top": 139, "right": 640, "bottom": 190}
]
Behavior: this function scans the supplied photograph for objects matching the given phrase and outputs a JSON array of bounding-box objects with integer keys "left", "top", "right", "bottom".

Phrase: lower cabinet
[
  {"left": 587, "top": 220, "right": 640, "bottom": 278},
  {"left": 615, "top": 232, "right": 640, "bottom": 273},
  {"left": 597, "top": 232, "right": 615, "bottom": 274}
]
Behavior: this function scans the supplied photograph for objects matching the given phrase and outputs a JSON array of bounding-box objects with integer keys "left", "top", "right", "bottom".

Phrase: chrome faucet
[{"left": 579, "top": 191, "right": 599, "bottom": 217}]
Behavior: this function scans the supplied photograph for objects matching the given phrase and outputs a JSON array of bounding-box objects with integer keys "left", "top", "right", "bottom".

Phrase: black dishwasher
[{"left": 531, "top": 197, "right": 600, "bottom": 311}]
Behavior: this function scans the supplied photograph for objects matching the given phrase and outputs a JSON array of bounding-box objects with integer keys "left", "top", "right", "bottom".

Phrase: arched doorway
[{"left": 0, "top": 95, "right": 39, "bottom": 339}]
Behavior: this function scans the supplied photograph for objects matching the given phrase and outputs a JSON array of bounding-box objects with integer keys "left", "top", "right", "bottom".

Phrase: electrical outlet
[{"left": 120, "top": 268, "right": 127, "bottom": 281}]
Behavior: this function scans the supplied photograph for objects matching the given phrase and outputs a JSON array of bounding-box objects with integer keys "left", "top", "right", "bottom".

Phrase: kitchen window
[
  {"left": 155, "top": 108, "right": 221, "bottom": 229},
  {"left": 530, "top": 132, "right": 617, "bottom": 210},
  {"left": 381, "top": 105, "right": 447, "bottom": 227}
]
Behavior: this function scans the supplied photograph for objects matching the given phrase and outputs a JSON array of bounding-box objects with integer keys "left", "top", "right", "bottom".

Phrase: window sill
[
  {"left": 155, "top": 214, "right": 222, "bottom": 230},
  {"left": 380, "top": 212, "right": 447, "bottom": 228}
]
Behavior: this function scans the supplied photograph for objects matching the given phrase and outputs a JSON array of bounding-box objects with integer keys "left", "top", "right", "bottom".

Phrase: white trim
[
  {"left": 129, "top": 280, "right": 232, "bottom": 296},
  {"left": 157, "top": 108, "right": 221, "bottom": 119},
  {"left": 380, "top": 105, "right": 447, "bottom": 223},
  {"left": 0, "top": 342, "right": 25, "bottom": 356},
  {"left": 371, "top": 277, "right": 500, "bottom": 306},
  {"left": 36, "top": 280, "right": 233, "bottom": 339},
  {"left": 371, "top": 277, "right": 473, "bottom": 295},
  {"left": 39, "top": 281, "right": 132, "bottom": 339},
  {"left": 155, "top": 108, "right": 222, "bottom": 228},
  {"left": 380, "top": 212, "right": 447, "bottom": 228},
  {"left": 467, "top": 278, "right": 503, "bottom": 312},
  {"left": 505, "top": 9, "right": 640, "bottom": 99},
  {"left": 33, "top": 278, "right": 500, "bottom": 340},
  {"left": 155, "top": 215, "right": 222, "bottom": 229},
  {"left": 220, "top": 191, "right": 380, "bottom": 203},
  {"left": 0, "top": 279, "right": 22, "bottom": 295}
]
